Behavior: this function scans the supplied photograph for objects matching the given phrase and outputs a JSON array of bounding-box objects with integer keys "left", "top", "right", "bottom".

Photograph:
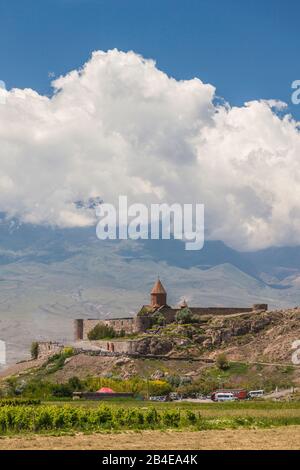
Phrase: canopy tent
[{"left": 97, "top": 387, "right": 115, "bottom": 393}]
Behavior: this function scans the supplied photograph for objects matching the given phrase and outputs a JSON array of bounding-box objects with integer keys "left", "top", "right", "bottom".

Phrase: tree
[
  {"left": 175, "top": 307, "right": 193, "bottom": 324},
  {"left": 152, "top": 312, "right": 165, "bottom": 326},
  {"left": 30, "top": 342, "right": 39, "bottom": 360},
  {"left": 148, "top": 380, "right": 172, "bottom": 396},
  {"left": 216, "top": 353, "right": 230, "bottom": 371},
  {"left": 68, "top": 376, "right": 83, "bottom": 391},
  {"left": 87, "top": 323, "right": 117, "bottom": 340}
]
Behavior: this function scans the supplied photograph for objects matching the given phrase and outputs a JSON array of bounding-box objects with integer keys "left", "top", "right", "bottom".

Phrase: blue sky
[{"left": 0, "top": 0, "right": 299, "bottom": 118}]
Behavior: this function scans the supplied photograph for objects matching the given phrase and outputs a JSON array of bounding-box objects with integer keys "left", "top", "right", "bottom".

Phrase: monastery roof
[{"left": 151, "top": 279, "right": 166, "bottom": 295}]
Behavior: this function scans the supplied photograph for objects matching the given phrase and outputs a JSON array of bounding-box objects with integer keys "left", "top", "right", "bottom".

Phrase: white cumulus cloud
[{"left": 0, "top": 49, "right": 300, "bottom": 251}]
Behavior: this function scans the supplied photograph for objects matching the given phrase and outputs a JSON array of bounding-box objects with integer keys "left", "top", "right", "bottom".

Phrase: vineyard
[{"left": 0, "top": 403, "right": 300, "bottom": 435}]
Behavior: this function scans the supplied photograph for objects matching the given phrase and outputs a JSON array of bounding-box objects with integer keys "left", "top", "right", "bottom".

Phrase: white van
[
  {"left": 214, "top": 392, "right": 236, "bottom": 402},
  {"left": 248, "top": 390, "right": 264, "bottom": 399}
]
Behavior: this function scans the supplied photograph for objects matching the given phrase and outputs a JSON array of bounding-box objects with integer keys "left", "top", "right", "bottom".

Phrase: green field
[
  {"left": 0, "top": 399, "right": 299, "bottom": 436},
  {"left": 47, "top": 397, "right": 300, "bottom": 411}
]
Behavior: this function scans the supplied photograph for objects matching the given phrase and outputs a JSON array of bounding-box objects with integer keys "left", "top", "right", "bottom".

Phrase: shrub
[
  {"left": 185, "top": 410, "right": 197, "bottom": 424},
  {"left": 162, "top": 410, "right": 181, "bottom": 427},
  {"left": 5, "top": 377, "right": 19, "bottom": 396},
  {"left": 85, "top": 376, "right": 172, "bottom": 397},
  {"left": 148, "top": 380, "right": 172, "bottom": 396},
  {"left": 175, "top": 308, "right": 193, "bottom": 324},
  {"left": 68, "top": 376, "right": 83, "bottom": 391},
  {"left": 62, "top": 347, "right": 74, "bottom": 357},
  {"left": 178, "top": 377, "right": 219, "bottom": 396},
  {"left": 51, "top": 377, "right": 85, "bottom": 397},
  {"left": 216, "top": 353, "right": 230, "bottom": 371},
  {"left": 51, "top": 384, "right": 73, "bottom": 398},
  {"left": 87, "top": 324, "right": 117, "bottom": 340},
  {"left": 44, "top": 349, "right": 74, "bottom": 375},
  {"left": 16, "top": 379, "right": 53, "bottom": 399},
  {"left": 145, "top": 407, "right": 159, "bottom": 426},
  {"left": 166, "top": 375, "right": 181, "bottom": 388},
  {"left": 30, "top": 342, "right": 39, "bottom": 360},
  {"left": 0, "top": 399, "right": 41, "bottom": 407},
  {"left": 152, "top": 312, "right": 165, "bottom": 326},
  {"left": 4, "top": 375, "right": 173, "bottom": 401},
  {"left": 5, "top": 375, "right": 86, "bottom": 400}
]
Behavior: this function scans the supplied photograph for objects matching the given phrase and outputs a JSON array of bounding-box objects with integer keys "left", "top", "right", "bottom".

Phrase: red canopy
[{"left": 97, "top": 387, "right": 114, "bottom": 393}]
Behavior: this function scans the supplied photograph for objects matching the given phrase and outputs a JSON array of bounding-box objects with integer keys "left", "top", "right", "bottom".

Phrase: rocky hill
[
  {"left": 107, "top": 308, "right": 300, "bottom": 364},
  {"left": 1, "top": 308, "right": 300, "bottom": 394},
  {"left": 205, "top": 308, "right": 300, "bottom": 363}
]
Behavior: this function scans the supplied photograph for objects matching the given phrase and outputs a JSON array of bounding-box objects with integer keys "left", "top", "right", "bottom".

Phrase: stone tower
[{"left": 151, "top": 278, "right": 167, "bottom": 308}]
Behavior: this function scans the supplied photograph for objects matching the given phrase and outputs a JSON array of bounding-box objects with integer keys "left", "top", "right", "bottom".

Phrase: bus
[
  {"left": 211, "top": 389, "right": 247, "bottom": 401},
  {"left": 213, "top": 392, "right": 237, "bottom": 402},
  {"left": 247, "top": 390, "right": 264, "bottom": 399}
]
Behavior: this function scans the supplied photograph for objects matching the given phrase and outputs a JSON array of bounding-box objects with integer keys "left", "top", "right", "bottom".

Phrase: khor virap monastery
[{"left": 74, "top": 279, "right": 268, "bottom": 341}]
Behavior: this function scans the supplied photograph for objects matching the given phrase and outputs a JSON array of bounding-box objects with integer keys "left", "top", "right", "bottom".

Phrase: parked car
[
  {"left": 149, "top": 395, "right": 168, "bottom": 402},
  {"left": 195, "top": 393, "right": 205, "bottom": 399},
  {"left": 169, "top": 392, "right": 181, "bottom": 401}
]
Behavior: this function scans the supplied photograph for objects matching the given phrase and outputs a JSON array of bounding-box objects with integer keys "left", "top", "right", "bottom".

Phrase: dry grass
[
  {"left": 189, "top": 408, "right": 300, "bottom": 418},
  {"left": 0, "top": 426, "right": 299, "bottom": 450},
  {"left": 0, "top": 359, "right": 45, "bottom": 379}
]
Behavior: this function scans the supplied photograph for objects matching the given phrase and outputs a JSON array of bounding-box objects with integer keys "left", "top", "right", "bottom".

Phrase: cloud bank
[{"left": 0, "top": 49, "right": 300, "bottom": 251}]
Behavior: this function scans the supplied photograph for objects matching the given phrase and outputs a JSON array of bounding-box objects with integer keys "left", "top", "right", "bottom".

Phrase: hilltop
[{"left": 1, "top": 307, "right": 299, "bottom": 398}]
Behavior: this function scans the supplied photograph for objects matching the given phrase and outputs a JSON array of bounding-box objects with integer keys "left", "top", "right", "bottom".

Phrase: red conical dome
[
  {"left": 151, "top": 278, "right": 167, "bottom": 307},
  {"left": 151, "top": 279, "right": 166, "bottom": 295}
]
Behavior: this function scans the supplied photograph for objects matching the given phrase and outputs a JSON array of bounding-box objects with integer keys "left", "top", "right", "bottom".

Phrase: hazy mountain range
[{"left": 1, "top": 215, "right": 300, "bottom": 364}]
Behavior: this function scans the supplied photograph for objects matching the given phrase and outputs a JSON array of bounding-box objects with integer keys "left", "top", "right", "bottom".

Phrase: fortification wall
[
  {"left": 92, "top": 339, "right": 136, "bottom": 354},
  {"left": 74, "top": 318, "right": 136, "bottom": 341},
  {"left": 189, "top": 305, "right": 267, "bottom": 317},
  {"left": 74, "top": 304, "right": 268, "bottom": 341},
  {"left": 37, "top": 342, "right": 64, "bottom": 359},
  {"left": 74, "top": 319, "right": 83, "bottom": 341},
  {"left": 134, "top": 315, "right": 152, "bottom": 333},
  {"left": 190, "top": 307, "right": 253, "bottom": 316}
]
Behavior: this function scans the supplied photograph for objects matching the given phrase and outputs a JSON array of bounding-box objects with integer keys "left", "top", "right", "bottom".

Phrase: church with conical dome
[
  {"left": 74, "top": 278, "right": 267, "bottom": 341},
  {"left": 151, "top": 278, "right": 167, "bottom": 307}
]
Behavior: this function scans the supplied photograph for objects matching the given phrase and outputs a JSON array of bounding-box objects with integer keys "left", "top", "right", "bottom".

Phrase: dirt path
[
  {"left": 0, "top": 359, "right": 44, "bottom": 378},
  {"left": 0, "top": 426, "right": 299, "bottom": 450}
]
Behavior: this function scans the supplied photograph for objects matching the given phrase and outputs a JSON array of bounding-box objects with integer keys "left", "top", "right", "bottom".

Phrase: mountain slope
[{"left": 1, "top": 218, "right": 300, "bottom": 364}]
